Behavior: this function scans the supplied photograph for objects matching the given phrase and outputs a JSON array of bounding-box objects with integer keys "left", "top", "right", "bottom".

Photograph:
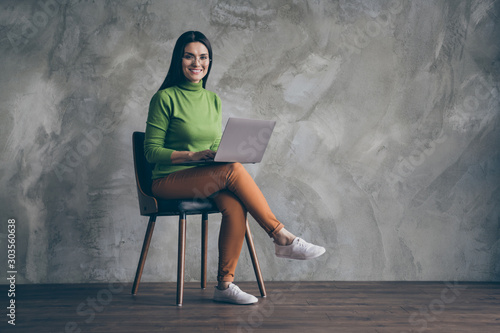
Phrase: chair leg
[
  {"left": 176, "top": 213, "right": 187, "bottom": 306},
  {"left": 245, "top": 220, "right": 267, "bottom": 297},
  {"left": 131, "top": 215, "right": 157, "bottom": 295},
  {"left": 201, "top": 212, "right": 208, "bottom": 289}
]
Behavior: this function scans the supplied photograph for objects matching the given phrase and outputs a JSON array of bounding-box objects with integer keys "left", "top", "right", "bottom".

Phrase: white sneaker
[
  {"left": 213, "top": 283, "right": 258, "bottom": 305},
  {"left": 275, "top": 237, "right": 326, "bottom": 260}
]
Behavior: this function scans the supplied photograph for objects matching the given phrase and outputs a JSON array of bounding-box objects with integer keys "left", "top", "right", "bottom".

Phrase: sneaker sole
[
  {"left": 275, "top": 249, "right": 326, "bottom": 260},
  {"left": 213, "top": 298, "right": 257, "bottom": 305}
]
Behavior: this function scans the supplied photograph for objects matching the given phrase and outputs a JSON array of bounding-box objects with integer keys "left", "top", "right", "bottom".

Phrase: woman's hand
[
  {"left": 191, "top": 149, "right": 216, "bottom": 161},
  {"left": 170, "top": 149, "right": 216, "bottom": 164}
]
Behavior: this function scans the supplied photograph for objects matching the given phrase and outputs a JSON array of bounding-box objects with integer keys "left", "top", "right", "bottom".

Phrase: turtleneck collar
[{"left": 178, "top": 79, "right": 204, "bottom": 91}]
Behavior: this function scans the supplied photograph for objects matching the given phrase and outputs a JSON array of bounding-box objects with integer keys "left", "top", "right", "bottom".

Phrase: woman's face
[{"left": 182, "top": 42, "right": 210, "bottom": 83}]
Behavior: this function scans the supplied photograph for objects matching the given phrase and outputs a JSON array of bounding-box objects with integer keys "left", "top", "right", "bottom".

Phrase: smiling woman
[{"left": 143, "top": 31, "right": 325, "bottom": 305}]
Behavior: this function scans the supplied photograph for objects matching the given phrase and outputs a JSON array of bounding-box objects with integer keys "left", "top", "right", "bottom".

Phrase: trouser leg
[
  {"left": 211, "top": 190, "right": 247, "bottom": 282},
  {"left": 151, "top": 163, "right": 284, "bottom": 237}
]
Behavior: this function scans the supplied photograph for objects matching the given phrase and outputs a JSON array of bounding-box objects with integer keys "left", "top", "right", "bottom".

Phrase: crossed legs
[{"left": 152, "top": 162, "right": 295, "bottom": 284}]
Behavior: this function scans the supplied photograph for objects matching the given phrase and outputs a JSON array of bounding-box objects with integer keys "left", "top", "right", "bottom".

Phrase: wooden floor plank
[{"left": 2, "top": 281, "right": 499, "bottom": 333}]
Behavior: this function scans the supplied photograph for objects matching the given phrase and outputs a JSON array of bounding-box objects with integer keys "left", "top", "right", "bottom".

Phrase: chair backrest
[{"left": 132, "top": 131, "right": 158, "bottom": 215}]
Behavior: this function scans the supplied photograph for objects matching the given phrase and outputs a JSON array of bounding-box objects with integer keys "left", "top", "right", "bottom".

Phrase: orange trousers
[{"left": 152, "top": 162, "right": 284, "bottom": 282}]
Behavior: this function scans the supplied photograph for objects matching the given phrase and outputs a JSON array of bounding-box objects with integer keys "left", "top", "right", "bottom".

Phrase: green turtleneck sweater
[{"left": 144, "top": 80, "right": 222, "bottom": 179}]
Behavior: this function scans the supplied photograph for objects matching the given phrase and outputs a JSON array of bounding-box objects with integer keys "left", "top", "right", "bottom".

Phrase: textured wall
[{"left": 0, "top": 0, "right": 499, "bottom": 284}]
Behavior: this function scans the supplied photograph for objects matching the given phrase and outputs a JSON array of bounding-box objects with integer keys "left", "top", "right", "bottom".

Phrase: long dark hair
[{"left": 158, "top": 31, "right": 213, "bottom": 91}]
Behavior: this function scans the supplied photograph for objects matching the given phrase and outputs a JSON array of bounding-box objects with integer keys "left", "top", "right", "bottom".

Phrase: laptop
[{"left": 182, "top": 117, "right": 276, "bottom": 164}]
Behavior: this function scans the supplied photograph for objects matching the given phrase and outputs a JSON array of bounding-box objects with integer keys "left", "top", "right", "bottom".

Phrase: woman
[{"left": 144, "top": 31, "right": 325, "bottom": 305}]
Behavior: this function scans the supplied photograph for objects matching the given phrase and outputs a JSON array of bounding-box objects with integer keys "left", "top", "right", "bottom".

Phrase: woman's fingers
[
  {"left": 195, "top": 149, "right": 216, "bottom": 160},
  {"left": 206, "top": 150, "right": 216, "bottom": 158}
]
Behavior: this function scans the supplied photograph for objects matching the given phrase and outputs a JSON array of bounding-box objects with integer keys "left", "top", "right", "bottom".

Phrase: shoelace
[
  {"left": 296, "top": 238, "right": 308, "bottom": 247},
  {"left": 227, "top": 284, "right": 240, "bottom": 295}
]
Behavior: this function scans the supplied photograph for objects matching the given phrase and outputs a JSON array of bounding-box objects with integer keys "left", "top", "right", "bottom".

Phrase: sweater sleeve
[
  {"left": 144, "top": 92, "right": 175, "bottom": 164},
  {"left": 209, "top": 95, "right": 222, "bottom": 151}
]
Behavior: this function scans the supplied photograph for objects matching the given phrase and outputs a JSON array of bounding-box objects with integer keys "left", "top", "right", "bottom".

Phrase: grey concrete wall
[{"left": 0, "top": 0, "right": 499, "bottom": 284}]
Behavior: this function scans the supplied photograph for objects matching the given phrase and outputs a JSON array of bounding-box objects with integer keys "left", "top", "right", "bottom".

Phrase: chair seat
[{"left": 157, "top": 198, "right": 219, "bottom": 215}]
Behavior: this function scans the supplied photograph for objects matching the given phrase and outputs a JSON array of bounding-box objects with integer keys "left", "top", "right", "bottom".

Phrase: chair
[{"left": 131, "top": 131, "right": 266, "bottom": 306}]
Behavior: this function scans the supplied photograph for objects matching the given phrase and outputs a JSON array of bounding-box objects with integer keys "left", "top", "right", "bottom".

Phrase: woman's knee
[
  {"left": 213, "top": 190, "right": 247, "bottom": 217},
  {"left": 226, "top": 162, "right": 247, "bottom": 177}
]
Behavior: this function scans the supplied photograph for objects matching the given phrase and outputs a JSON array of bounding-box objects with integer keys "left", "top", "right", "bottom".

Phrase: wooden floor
[{"left": 4, "top": 281, "right": 499, "bottom": 332}]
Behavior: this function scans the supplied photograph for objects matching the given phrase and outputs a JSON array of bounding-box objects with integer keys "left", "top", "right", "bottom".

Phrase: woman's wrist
[{"left": 170, "top": 150, "right": 193, "bottom": 164}]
